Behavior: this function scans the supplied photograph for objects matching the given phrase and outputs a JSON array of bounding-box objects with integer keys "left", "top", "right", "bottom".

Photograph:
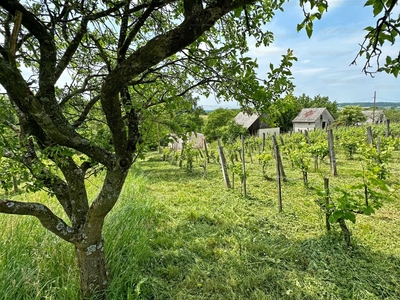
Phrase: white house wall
[
  {"left": 258, "top": 128, "right": 280, "bottom": 137},
  {"left": 293, "top": 123, "right": 315, "bottom": 132}
]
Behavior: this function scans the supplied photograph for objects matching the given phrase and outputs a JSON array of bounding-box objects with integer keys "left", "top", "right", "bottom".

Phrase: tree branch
[
  {"left": 0, "top": 0, "right": 57, "bottom": 91},
  {"left": 118, "top": 0, "right": 162, "bottom": 59},
  {"left": 9, "top": 10, "right": 22, "bottom": 59},
  {"left": 0, "top": 199, "right": 76, "bottom": 242},
  {"left": 54, "top": 18, "right": 89, "bottom": 82},
  {"left": 85, "top": 168, "right": 128, "bottom": 240},
  {"left": 59, "top": 74, "right": 102, "bottom": 107},
  {"left": 0, "top": 59, "right": 115, "bottom": 168},
  {"left": 72, "top": 95, "right": 101, "bottom": 128}
]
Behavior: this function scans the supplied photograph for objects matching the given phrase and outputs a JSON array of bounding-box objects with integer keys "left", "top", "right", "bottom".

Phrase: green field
[{"left": 1, "top": 127, "right": 400, "bottom": 299}]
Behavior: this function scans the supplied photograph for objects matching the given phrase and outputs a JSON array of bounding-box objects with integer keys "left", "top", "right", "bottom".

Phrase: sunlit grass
[{"left": 0, "top": 143, "right": 399, "bottom": 299}]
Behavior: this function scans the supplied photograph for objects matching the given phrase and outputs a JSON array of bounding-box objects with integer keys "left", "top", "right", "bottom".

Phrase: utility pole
[{"left": 372, "top": 91, "right": 376, "bottom": 123}]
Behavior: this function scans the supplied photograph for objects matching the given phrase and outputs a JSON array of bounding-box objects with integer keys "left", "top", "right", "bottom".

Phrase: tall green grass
[{"left": 0, "top": 192, "right": 79, "bottom": 299}]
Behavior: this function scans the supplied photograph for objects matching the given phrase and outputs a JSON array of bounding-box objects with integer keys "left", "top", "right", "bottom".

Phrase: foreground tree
[{"left": 0, "top": 0, "right": 297, "bottom": 298}]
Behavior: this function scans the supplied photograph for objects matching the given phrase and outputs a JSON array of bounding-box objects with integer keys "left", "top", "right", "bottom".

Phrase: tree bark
[{"left": 76, "top": 239, "right": 108, "bottom": 300}]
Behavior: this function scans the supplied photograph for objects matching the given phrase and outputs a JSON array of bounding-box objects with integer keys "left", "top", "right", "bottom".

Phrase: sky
[{"left": 198, "top": 0, "right": 400, "bottom": 110}]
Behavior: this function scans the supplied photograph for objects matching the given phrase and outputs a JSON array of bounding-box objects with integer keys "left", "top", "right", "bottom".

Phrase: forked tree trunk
[{"left": 76, "top": 239, "right": 109, "bottom": 300}]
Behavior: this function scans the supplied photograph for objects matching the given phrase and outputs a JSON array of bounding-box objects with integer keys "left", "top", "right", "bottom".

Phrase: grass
[{"left": 1, "top": 139, "right": 400, "bottom": 299}]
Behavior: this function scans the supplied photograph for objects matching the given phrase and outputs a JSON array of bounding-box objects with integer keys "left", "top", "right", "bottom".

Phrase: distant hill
[{"left": 338, "top": 102, "right": 400, "bottom": 109}]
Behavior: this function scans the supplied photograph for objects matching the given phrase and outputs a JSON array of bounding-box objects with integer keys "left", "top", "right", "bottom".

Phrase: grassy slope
[{"left": 1, "top": 137, "right": 400, "bottom": 299}]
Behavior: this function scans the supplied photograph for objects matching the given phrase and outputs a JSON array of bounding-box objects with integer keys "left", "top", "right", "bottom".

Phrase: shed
[
  {"left": 292, "top": 108, "right": 334, "bottom": 132},
  {"left": 234, "top": 112, "right": 269, "bottom": 136},
  {"left": 360, "top": 110, "right": 387, "bottom": 124}
]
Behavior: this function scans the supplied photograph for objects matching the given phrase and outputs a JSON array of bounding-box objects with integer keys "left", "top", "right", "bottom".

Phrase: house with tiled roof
[{"left": 292, "top": 108, "right": 334, "bottom": 132}]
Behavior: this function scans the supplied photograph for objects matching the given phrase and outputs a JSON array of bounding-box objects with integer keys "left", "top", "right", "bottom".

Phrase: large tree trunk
[{"left": 75, "top": 239, "right": 109, "bottom": 300}]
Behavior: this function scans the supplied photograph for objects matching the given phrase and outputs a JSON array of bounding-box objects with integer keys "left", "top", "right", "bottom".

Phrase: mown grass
[{"left": 1, "top": 138, "right": 400, "bottom": 299}]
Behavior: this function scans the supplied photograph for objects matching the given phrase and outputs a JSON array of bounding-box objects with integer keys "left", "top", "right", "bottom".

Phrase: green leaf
[
  {"left": 393, "top": 68, "right": 399, "bottom": 78},
  {"left": 296, "top": 23, "right": 304, "bottom": 32},
  {"left": 373, "top": 1, "right": 384, "bottom": 16},
  {"left": 318, "top": 3, "right": 327, "bottom": 14},
  {"left": 329, "top": 211, "right": 343, "bottom": 223},
  {"left": 233, "top": 7, "right": 242, "bottom": 18},
  {"left": 343, "top": 211, "right": 356, "bottom": 223},
  {"left": 361, "top": 205, "right": 375, "bottom": 215},
  {"left": 364, "top": 26, "right": 375, "bottom": 32},
  {"left": 305, "top": 23, "right": 313, "bottom": 38},
  {"left": 364, "top": 0, "right": 375, "bottom": 6}
]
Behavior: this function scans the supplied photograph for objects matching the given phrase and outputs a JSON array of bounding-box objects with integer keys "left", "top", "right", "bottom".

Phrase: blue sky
[{"left": 198, "top": 0, "right": 400, "bottom": 110}]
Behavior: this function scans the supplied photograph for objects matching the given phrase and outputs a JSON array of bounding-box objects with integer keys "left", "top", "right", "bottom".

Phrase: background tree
[
  {"left": 219, "top": 119, "right": 249, "bottom": 144},
  {"left": 297, "top": 93, "right": 339, "bottom": 118},
  {"left": 203, "top": 108, "right": 239, "bottom": 141},
  {"left": 383, "top": 108, "right": 400, "bottom": 123},
  {"left": 268, "top": 93, "right": 301, "bottom": 132},
  {"left": 337, "top": 106, "right": 367, "bottom": 126},
  {"left": 0, "top": 1, "right": 297, "bottom": 299}
]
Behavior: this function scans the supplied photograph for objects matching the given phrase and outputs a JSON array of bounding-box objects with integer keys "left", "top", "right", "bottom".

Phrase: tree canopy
[{"left": 337, "top": 106, "right": 367, "bottom": 126}]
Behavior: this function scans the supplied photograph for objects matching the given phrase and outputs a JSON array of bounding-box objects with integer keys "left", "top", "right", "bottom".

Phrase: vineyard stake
[
  {"left": 327, "top": 129, "right": 338, "bottom": 177},
  {"left": 241, "top": 135, "right": 247, "bottom": 197},
  {"left": 218, "top": 139, "right": 231, "bottom": 188}
]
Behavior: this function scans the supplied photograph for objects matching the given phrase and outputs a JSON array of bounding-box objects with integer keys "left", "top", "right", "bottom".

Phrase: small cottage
[
  {"left": 168, "top": 132, "right": 205, "bottom": 150},
  {"left": 292, "top": 108, "right": 334, "bottom": 132},
  {"left": 360, "top": 110, "right": 387, "bottom": 124},
  {"left": 234, "top": 112, "right": 271, "bottom": 136}
]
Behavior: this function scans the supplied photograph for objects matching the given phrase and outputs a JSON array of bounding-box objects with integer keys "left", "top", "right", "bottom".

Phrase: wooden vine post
[
  {"left": 262, "top": 133, "right": 266, "bottom": 152},
  {"left": 241, "top": 135, "right": 247, "bottom": 197},
  {"left": 203, "top": 138, "right": 210, "bottom": 163},
  {"left": 218, "top": 139, "right": 231, "bottom": 188},
  {"left": 304, "top": 130, "right": 310, "bottom": 143},
  {"left": 279, "top": 135, "right": 285, "bottom": 146},
  {"left": 324, "top": 177, "right": 331, "bottom": 231},
  {"left": 179, "top": 142, "right": 185, "bottom": 168},
  {"left": 377, "top": 137, "right": 381, "bottom": 154},
  {"left": 272, "top": 135, "right": 286, "bottom": 180},
  {"left": 367, "top": 126, "right": 373, "bottom": 145},
  {"left": 386, "top": 119, "right": 391, "bottom": 138},
  {"left": 272, "top": 135, "right": 283, "bottom": 212},
  {"left": 327, "top": 129, "right": 338, "bottom": 177}
]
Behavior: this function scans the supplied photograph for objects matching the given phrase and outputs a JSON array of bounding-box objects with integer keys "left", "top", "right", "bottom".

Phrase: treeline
[{"left": 338, "top": 102, "right": 400, "bottom": 109}]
